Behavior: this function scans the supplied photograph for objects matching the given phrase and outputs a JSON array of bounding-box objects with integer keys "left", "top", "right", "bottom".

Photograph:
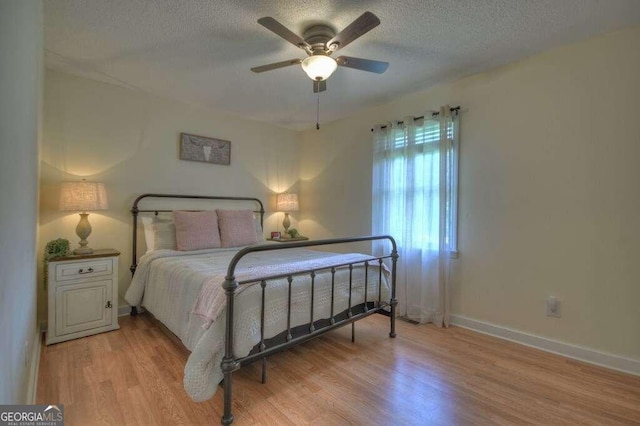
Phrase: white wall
[
  {"left": 300, "top": 25, "right": 640, "bottom": 361},
  {"left": 39, "top": 70, "right": 301, "bottom": 317},
  {"left": 0, "top": 0, "right": 43, "bottom": 404},
  {"left": 40, "top": 24, "right": 640, "bottom": 365}
]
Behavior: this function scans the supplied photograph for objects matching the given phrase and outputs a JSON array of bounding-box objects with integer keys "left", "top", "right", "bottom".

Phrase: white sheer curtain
[{"left": 372, "top": 106, "right": 459, "bottom": 326}]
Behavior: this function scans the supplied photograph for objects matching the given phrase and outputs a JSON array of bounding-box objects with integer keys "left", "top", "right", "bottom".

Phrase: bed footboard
[{"left": 220, "top": 235, "right": 398, "bottom": 425}]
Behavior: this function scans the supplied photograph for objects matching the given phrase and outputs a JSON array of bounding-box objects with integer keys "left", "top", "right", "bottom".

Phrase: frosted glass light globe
[{"left": 301, "top": 55, "right": 338, "bottom": 81}]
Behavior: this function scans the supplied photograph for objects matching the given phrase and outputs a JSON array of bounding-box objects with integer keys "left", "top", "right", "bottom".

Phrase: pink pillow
[
  {"left": 217, "top": 209, "right": 259, "bottom": 247},
  {"left": 172, "top": 210, "right": 221, "bottom": 251}
]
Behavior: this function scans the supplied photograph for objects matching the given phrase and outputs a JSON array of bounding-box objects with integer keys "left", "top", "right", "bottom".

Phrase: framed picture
[
  {"left": 180, "top": 133, "right": 231, "bottom": 165},
  {"left": 270, "top": 231, "right": 281, "bottom": 239}
]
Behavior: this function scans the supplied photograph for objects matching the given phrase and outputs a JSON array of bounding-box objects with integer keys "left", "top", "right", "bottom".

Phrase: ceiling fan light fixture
[{"left": 301, "top": 55, "right": 337, "bottom": 81}]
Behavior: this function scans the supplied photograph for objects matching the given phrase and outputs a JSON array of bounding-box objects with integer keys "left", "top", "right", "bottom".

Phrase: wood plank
[{"left": 37, "top": 314, "right": 640, "bottom": 425}]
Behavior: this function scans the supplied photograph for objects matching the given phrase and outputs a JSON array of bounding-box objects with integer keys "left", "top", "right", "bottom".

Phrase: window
[{"left": 372, "top": 114, "right": 458, "bottom": 255}]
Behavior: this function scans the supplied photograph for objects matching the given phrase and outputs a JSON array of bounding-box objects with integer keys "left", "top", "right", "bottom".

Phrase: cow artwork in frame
[{"left": 180, "top": 133, "right": 231, "bottom": 165}]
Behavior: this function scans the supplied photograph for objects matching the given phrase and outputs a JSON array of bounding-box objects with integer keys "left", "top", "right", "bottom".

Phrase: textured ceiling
[{"left": 45, "top": 0, "right": 640, "bottom": 130}]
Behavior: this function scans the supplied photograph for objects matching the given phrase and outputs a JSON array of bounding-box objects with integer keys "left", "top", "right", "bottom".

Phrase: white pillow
[
  {"left": 140, "top": 215, "right": 177, "bottom": 252},
  {"left": 254, "top": 213, "right": 265, "bottom": 243},
  {"left": 140, "top": 216, "right": 155, "bottom": 252},
  {"left": 154, "top": 216, "right": 177, "bottom": 250}
]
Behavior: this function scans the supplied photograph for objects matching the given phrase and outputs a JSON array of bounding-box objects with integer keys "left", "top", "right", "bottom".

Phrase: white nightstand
[{"left": 46, "top": 249, "right": 120, "bottom": 345}]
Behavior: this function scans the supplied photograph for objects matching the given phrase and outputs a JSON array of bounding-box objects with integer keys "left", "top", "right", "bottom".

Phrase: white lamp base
[
  {"left": 282, "top": 212, "right": 291, "bottom": 238},
  {"left": 74, "top": 212, "right": 94, "bottom": 255},
  {"left": 73, "top": 247, "right": 94, "bottom": 255}
]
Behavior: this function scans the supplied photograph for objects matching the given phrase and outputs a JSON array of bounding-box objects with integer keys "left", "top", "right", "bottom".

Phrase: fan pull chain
[{"left": 316, "top": 92, "right": 320, "bottom": 130}]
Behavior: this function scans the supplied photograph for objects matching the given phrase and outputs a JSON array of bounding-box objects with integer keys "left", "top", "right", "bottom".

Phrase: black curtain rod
[{"left": 370, "top": 106, "right": 460, "bottom": 132}]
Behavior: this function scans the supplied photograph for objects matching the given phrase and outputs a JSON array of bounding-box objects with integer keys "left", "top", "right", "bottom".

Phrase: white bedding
[{"left": 124, "top": 246, "right": 390, "bottom": 401}]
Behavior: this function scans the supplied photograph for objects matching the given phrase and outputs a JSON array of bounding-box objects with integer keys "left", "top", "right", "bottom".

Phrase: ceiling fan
[{"left": 251, "top": 11, "right": 389, "bottom": 93}]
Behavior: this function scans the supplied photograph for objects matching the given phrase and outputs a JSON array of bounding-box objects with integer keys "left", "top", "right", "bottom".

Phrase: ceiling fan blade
[
  {"left": 313, "top": 80, "right": 327, "bottom": 93},
  {"left": 251, "top": 58, "right": 302, "bottom": 73},
  {"left": 327, "top": 12, "right": 380, "bottom": 51},
  {"left": 336, "top": 56, "right": 389, "bottom": 74},
  {"left": 257, "top": 17, "right": 310, "bottom": 50}
]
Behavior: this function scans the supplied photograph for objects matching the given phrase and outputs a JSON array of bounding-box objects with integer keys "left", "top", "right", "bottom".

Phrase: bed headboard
[{"left": 130, "top": 193, "right": 265, "bottom": 275}]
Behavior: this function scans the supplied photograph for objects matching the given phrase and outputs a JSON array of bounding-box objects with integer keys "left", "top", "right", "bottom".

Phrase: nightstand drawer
[{"left": 55, "top": 258, "right": 113, "bottom": 282}]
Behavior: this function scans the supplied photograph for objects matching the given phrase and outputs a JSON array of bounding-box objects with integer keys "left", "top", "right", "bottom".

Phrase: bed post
[
  {"left": 221, "top": 275, "right": 240, "bottom": 425},
  {"left": 130, "top": 202, "right": 139, "bottom": 316},
  {"left": 389, "top": 245, "right": 398, "bottom": 338}
]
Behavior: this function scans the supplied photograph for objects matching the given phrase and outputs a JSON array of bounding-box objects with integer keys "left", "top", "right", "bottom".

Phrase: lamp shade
[
  {"left": 59, "top": 180, "right": 108, "bottom": 212},
  {"left": 276, "top": 193, "right": 299, "bottom": 212},
  {"left": 301, "top": 55, "right": 337, "bottom": 81}
]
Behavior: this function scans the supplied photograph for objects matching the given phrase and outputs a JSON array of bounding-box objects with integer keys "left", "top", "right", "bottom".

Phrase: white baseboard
[
  {"left": 25, "top": 325, "right": 43, "bottom": 404},
  {"left": 118, "top": 303, "right": 132, "bottom": 317},
  {"left": 118, "top": 303, "right": 145, "bottom": 317},
  {"left": 449, "top": 314, "right": 640, "bottom": 376},
  {"left": 118, "top": 296, "right": 142, "bottom": 317}
]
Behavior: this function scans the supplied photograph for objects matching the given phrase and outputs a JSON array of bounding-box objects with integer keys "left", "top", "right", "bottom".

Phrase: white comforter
[{"left": 124, "top": 246, "right": 390, "bottom": 401}]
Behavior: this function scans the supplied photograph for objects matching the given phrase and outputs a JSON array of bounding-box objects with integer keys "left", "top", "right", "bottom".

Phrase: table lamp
[
  {"left": 59, "top": 179, "right": 108, "bottom": 254},
  {"left": 276, "top": 193, "right": 299, "bottom": 239}
]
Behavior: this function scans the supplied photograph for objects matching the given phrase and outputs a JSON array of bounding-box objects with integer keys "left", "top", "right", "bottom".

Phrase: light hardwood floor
[{"left": 37, "top": 314, "right": 640, "bottom": 425}]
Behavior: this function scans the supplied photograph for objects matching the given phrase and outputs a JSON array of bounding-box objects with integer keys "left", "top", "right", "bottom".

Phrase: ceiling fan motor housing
[{"left": 303, "top": 25, "right": 336, "bottom": 53}]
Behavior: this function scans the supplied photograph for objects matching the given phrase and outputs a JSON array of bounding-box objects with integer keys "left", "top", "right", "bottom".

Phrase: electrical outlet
[{"left": 546, "top": 296, "right": 561, "bottom": 318}]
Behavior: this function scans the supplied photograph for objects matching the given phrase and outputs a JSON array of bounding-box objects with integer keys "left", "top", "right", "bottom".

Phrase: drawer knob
[
  {"left": 105, "top": 301, "right": 112, "bottom": 309},
  {"left": 78, "top": 267, "right": 94, "bottom": 274}
]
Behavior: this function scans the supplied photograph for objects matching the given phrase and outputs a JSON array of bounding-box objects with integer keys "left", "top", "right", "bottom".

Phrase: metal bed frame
[{"left": 130, "top": 193, "right": 398, "bottom": 425}]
